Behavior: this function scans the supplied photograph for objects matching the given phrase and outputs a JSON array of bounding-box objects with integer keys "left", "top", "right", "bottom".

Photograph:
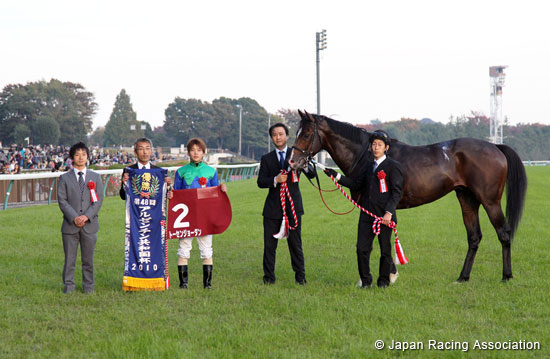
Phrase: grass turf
[{"left": 0, "top": 167, "right": 548, "bottom": 358}]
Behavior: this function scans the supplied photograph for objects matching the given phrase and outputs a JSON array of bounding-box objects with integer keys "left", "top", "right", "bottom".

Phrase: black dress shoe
[
  {"left": 296, "top": 279, "right": 307, "bottom": 285},
  {"left": 263, "top": 278, "right": 275, "bottom": 285}
]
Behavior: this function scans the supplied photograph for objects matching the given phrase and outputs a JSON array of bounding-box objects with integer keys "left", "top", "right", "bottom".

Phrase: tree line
[
  {"left": 361, "top": 113, "right": 550, "bottom": 161},
  {"left": 90, "top": 93, "right": 290, "bottom": 160},
  {"left": 0, "top": 79, "right": 95, "bottom": 146},
  {"left": 1, "top": 80, "right": 549, "bottom": 160}
]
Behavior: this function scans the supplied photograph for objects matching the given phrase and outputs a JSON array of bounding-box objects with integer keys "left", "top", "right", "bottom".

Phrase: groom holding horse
[
  {"left": 325, "top": 130, "right": 403, "bottom": 288},
  {"left": 291, "top": 111, "right": 526, "bottom": 283}
]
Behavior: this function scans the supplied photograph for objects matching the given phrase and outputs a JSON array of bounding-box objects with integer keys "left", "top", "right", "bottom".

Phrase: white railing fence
[
  {"left": 0, "top": 164, "right": 259, "bottom": 210},
  {"left": 522, "top": 161, "right": 550, "bottom": 166}
]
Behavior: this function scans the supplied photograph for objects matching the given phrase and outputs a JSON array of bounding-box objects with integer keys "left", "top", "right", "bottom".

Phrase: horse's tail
[{"left": 497, "top": 144, "right": 527, "bottom": 240}]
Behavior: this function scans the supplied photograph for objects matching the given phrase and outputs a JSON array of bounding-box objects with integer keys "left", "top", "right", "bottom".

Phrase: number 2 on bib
[{"left": 172, "top": 203, "right": 190, "bottom": 228}]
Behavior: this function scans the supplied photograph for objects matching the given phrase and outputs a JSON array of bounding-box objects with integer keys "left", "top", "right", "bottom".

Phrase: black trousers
[
  {"left": 263, "top": 216, "right": 305, "bottom": 283},
  {"left": 357, "top": 219, "right": 393, "bottom": 287}
]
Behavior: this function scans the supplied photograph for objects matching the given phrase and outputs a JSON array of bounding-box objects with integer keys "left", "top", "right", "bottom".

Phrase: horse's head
[{"left": 289, "top": 110, "right": 323, "bottom": 171}]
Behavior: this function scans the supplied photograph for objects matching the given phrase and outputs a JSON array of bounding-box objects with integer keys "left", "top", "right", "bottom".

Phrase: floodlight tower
[
  {"left": 316, "top": 29, "right": 327, "bottom": 115},
  {"left": 315, "top": 30, "right": 327, "bottom": 165},
  {"left": 489, "top": 66, "right": 507, "bottom": 144}
]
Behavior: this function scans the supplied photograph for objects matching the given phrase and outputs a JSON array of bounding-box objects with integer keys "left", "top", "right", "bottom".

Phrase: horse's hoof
[
  {"left": 456, "top": 277, "right": 469, "bottom": 283},
  {"left": 502, "top": 275, "right": 513, "bottom": 282}
]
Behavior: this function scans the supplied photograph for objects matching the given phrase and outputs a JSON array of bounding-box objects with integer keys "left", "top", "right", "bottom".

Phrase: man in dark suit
[
  {"left": 325, "top": 130, "right": 403, "bottom": 288},
  {"left": 120, "top": 138, "right": 172, "bottom": 200},
  {"left": 58, "top": 142, "right": 104, "bottom": 294},
  {"left": 258, "top": 123, "right": 315, "bottom": 285}
]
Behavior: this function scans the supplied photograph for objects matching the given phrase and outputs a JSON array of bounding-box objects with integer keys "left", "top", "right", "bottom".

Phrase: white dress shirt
[
  {"left": 73, "top": 167, "right": 87, "bottom": 181},
  {"left": 373, "top": 155, "right": 386, "bottom": 172},
  {"left": 273, "top": 146, "right": 288, "bottom": 187}
]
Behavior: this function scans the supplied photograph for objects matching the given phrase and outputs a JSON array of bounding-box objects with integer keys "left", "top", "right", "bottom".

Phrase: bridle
[
  {"left": 291, "top": 117, "right": 320, "bottom": 165},
  {"left": 291, "top": 116, "right": 356, "bottom": 215}
]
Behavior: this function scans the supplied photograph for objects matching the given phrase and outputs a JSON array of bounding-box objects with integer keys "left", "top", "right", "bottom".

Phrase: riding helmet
[{"left": 369, "top": 129, "right": 391, "bottom": 147}]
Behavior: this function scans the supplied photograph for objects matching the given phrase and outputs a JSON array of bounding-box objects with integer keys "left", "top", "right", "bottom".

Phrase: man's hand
[
  {"left": 381, "top": 212, "right": 392, "bottom": 226},
  {"left": 122, "top": 173, "right": 129, "bottom": 185},
  {"left": 165, "top": 176, "right": 173, "bottom": 199},
  {"left": 324, "top": 168, "right": 338, "bottom": 178},
  {"left": 275, "top": 173, "right": 288, "bottom": 184},
  {"left": 74, "top": 215, "right": 89, "bottom": 227}
]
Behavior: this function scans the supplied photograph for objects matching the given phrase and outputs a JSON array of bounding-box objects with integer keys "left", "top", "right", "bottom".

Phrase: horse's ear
[
  {"left": 305, "top": 111, "right": 315, "bottom": 122},
  {"left": 298, "top": 109, "right": 305, "bottom": 119}
]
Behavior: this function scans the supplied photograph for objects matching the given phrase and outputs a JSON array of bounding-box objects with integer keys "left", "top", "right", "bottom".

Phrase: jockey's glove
[{"left": 324, "top": 168, "right": 338, "bottom": 178}]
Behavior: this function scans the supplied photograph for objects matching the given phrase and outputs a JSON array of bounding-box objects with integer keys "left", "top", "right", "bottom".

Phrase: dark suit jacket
[
  {"left": 119, "top": 163, "right": 160, "bottom": 200},
  {"left": 338, "top": 156, "right": 403, "bottom": 223},
  {"left": 257, "top": 150, "right": 315, "bottom": 220},
  {"left": 58, "top": 169, "right": 104, "bottom": 234}
]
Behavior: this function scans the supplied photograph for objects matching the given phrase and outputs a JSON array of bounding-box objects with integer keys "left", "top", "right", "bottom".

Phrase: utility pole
[{"left": 236, "top": 104, "right": 242, "bottom": 156}]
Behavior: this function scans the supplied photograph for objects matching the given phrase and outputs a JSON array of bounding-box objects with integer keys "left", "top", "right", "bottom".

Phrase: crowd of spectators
[
  {"left": 0, "top": 144, "right": 169, "bottom": 174},
  {"left": 0, "top": 144, "right": 69, "bottom": 174},
  {"left": 88, "top": 147, "right": 137, "bottom": 168}
]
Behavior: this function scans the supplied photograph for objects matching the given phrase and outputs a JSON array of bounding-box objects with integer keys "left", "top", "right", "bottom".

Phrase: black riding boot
[
  {"left": 178, "top": 265, "right": 188, "bottom": 289},
  {"left": 203, "top": 265, "right": 213, "bottom": 289}
]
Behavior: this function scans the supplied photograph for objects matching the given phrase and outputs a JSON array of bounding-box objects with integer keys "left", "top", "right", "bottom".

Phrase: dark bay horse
[{"left": 289, "top": 111, "right": 527, "bottom": 282}]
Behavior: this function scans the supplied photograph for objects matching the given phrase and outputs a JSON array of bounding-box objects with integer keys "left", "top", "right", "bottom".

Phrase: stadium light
[{"left": 316, "top": 29, "right": 327, "bottom": 115}]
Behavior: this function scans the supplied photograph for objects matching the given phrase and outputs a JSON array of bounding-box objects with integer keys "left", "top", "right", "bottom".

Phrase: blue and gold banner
[{"left": 123, "top": 168, "right": 168, "bottom": 291}]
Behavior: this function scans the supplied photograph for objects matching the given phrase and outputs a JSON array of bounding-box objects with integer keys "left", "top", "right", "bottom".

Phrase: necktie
[
  {"left": 78, "top": 172, "right": 85, "bottom": 193},
  {"left": 279, "top": 151, "right": 285, "bottom": 169},
  {"left": 372, "top": 161, "right": 378, "bottom": 173}
]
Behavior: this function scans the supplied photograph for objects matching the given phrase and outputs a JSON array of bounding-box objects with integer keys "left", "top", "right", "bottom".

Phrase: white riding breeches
[{"left": 177, "top": 235, "right": 213, "bottom": 259}]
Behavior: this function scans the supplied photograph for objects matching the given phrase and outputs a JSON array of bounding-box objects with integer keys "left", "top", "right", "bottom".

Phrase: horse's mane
[
  {"left": 322, "top": 115, "right": 402, "bottom": 145},
  {"left": 324, "top": 116, "right": 365, "bottom": 143},
  {"left": 298, "top": 113, "right": 401, "bottom": 146},
  {"left": 298, "top": 114, "right": 367, "bottom": 144}
]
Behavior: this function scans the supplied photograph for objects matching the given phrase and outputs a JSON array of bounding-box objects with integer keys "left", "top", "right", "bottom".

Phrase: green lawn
[{"left": 1, "top": 167, "right": 548, "bottom": 358}]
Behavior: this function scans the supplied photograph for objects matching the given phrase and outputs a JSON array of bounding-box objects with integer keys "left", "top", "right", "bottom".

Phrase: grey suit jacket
[{"left": 58, "top": 169, "right": 104, "bottom": 234}]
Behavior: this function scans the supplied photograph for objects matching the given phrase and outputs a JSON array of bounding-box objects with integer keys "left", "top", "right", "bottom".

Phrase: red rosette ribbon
[
  {"left": 199, "top": 177, "right": 207, "bottom": 188},
  {"left": 88, "top": 181, "right": 99, "bottom": 202},
  {"left": 377, "top": 170, "right": 387, "bottom": 193}
]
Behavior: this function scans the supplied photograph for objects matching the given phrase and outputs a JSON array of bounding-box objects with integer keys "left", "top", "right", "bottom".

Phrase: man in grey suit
[{"left": 57, "top": 142, "right": 104, "bottom": 294}]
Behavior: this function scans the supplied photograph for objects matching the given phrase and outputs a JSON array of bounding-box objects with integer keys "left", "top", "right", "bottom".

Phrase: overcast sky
[{"left": 1, "top": 0, "right": 549, "bottom": 131}]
